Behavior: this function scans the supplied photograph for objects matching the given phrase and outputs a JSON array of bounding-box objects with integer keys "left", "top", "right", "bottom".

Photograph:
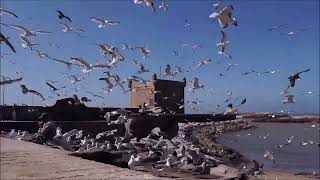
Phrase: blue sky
[{"left": 0, "top": 0, "right": 319, "bottom": 114}]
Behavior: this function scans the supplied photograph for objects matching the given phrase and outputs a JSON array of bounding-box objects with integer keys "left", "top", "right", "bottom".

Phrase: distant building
[{"left": 130, "top": 73, "right": 186, "bottom": 114}]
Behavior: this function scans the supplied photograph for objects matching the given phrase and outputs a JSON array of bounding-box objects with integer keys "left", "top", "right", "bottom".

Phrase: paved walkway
[{"left": 0, "top": 137, "right": 164, "bottom": 180}]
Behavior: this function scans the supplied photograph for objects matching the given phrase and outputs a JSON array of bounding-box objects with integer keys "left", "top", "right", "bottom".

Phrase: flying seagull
[
  {"left": 217, "top": 31, "right": 229, "bottom": 53},
  {"left": 56, "top": 10, "right": 72, "bottom": 22},
  {"left": 267, "top": 24, "right": 287, "bottom": 31},
  {"left": 288, "top": 69, "right": 310, "bottom": 87},
  {"left": 0, "top": 77, "right": 22, "bottom": 86},
  {"left": 19, "top": 36, "right": 39, "bottom": 50},
  {"left": 0, "top": 32, "right": 16, "bottom": 53},
  {"left": 193, "top": 59, "right": 212, "bottom": 70},
  {"left": 20, "top": 84, "right": 45, "bottom": 101},
  {"left": 52, "top": 58, "right": 73, "bottom": 70},
  {"left": 0, "top": 8, "right": 18, "bottom": 18},
  {"left": 212, "top": 0, "right": 223, "bottom": 9},
  {"left": 191, "top": 77, "right": 204, "bottom": 91},
  {"left": 90, "top": 17, "right": 120, "bottom": 28},
  {"left": 5, "top": 24, "right": 52, "bottom": 38},
  {"left": 70, "top": 57, "right": 93, "bottom": 73},
  {"left": 135, "top": 46, "right": 150, "bottom": 58},
  {"left": 283, "top": 95, "right": 295, "bottom": 104},
  {"left": 209, "top": 5, "right": 238, "bottom": 28},
  {"left": 159, "top": 0, "right": 168, "bottom": 13},
  {"left": 60, "top": 23, "right": 85, "bottom": 36},
  {"left": 34, "top": 49, "right": 51, "bottom": 59},
  {"left": 46, "top": 82, "right": 59, "bottom": 91}
]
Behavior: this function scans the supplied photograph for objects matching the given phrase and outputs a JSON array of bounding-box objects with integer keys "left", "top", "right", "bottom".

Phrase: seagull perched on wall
[
  {"left": 70, "top": 57, "right": 93, "bottom": 73},
  {"left": 288, "top": 69, "right": 310, "bottom": 87},
  {"left": 164, "top": 64, "right": 174, "bottom": 76},
  {"left": 0, "top": 77, "right": 22, "bottom": 86},
  {"left": 209, "top": 5, "right": 238, "bottom": 28},
  {"left": 90, "top": 17, "right": 120, "bottom": 28},
  {"left": 20, "top": 84, "right": 45, "bottom": 101},
  {"left": 56, "top": 10, "right": 72, "bottom": 22},
  {"left": 4, "top": 24, "right": 51, "bottom": 38},
  {"left": 0, "top": 32, "right": 16, "bottom": 53},
  {"left": 0, "top": 8, "right": 18, "bottom": 18},
  {"left": 19, "top": 36, "right": 39, "bottom": 50},
  {"left": 159, "top": 0, "right": 168, "bottom": 13}
]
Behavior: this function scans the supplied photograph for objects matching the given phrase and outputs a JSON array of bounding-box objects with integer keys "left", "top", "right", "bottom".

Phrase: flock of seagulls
[{"left": 0, "top": 1, "right": 316, "bottom": 115}]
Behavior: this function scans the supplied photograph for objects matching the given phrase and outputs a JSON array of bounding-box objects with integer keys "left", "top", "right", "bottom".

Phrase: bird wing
[
  {"left": 8, "top": 24, "right": 31, "bottom": 34},
  {"left": 33, "top": 30, "right": 52, "bottom": 34},
  {"left": 90, "top": 17, "right": 106, "bottom": 24},
  {"left": 20, "top": 85, "right": 29, "bottom": 94},
  {"left": 0, "top": 77, "right": 22, "bottom": 85},
  {"left": 46, "top": 82, "right": 58, "bottom": 91},
  {"left": 107, "top": 20, "right": 120, "bottom": 25},
  {"left": 0, "top": 8, "right": 18, "bottom": 18},
  {"left": 296, "top": 69, "right": 311, "bottom": 75},
  {"left": 70, "top": 57, "right": 91, "bottom": 69},
  {"left": 220, "top": 5, "right": 234, "bottom": 17},
  {"left": 0, "top": 32, "right": 16, "bottom": 53},
  {"left": 28, "top": 90, "right": 45, "bottom": 100},
  {"left": 56, "top": 10, "right": 64, "bottom": 16}
]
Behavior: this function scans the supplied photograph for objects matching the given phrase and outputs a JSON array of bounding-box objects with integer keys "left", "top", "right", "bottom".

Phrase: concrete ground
[{"left": 0, "top": 137, "right": 165, "bottom": 180}]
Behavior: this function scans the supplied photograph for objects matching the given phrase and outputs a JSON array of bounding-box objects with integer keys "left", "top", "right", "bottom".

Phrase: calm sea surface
[{"left": 217, "top": 121, "right": 320, "bottom": 173}]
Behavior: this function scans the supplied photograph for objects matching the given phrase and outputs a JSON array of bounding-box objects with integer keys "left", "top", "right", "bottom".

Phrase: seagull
[
  {"left": 0, "top": 32, "right": 16, "bottom": 53},
  {"left": 144, "top": 0, "right": 156, "bottom": 12},
  {"left": 122, "top": 42, "right": 134, "bottom": 50},
  {"left": 0, "top": 77, "right": 22, "bottom": 86},
  {"left": 5, "top": 24, "right": 52, "bottom": 38},
  {"left": 285, "top": 136, "right": 295, "bottom": 144},
  {"left": 60, "top": 23, "right": 85, "bottom": 36},
  {"left": 159, "top": 0, "right": 168, "bottom": 13},
  {"left": 267, "top": 24, "right": 287, "bottom": 31},
  {"left": 191, "top": 77, "right": 204, "bottom": 90},
  {"left": 280, "top": 85, "right": 290, "bottom": 95},
  {"left": 282, "top": 95, "right": 295, "bottom": 104},
  {"left": 209, "top": 5, "right": 238, "bottom": 28},
  {"left": 212, "top": 0, "right": 223, "bottom": 9},
  {"left": 90, "top": 17, "right": 120, "bottom": 28},
  {"left": 56, "top": 10, "right": 72, "bottom": 22},
  {"left": 34, "top": 49, "right": 51, "bottom": 59},
  {"left": 70, "top": 57, "right": 93, "bottom": 73},
  {"left": 225, "top": 63, "right": 239, "bottom": 71},
  {"left": 19, "top": 36, "right": 39, "bottom": 50},
  {"left": 217, "top": 31, "right": 229, "bottom": 53},
  {"left": 164, "top": 64, "right": 174, "bottom": 76},
  {"left": 137, "top": 64, "right": 149, "bottom": 74},
  {"left": 184, "top": 19, "right": 191, "bottom": 28},
  {"left": 288, "top": 69, "right": 311, "bottom": 87},
  {"left": 0, "top": 8, "right": 18, "bottom": 18},
  {"left": 263, "top": 150, "right": 275, "bottom": 164},
  {"left": 135, "top": 47, "right": 150, "bottom": 58},
  {"left": 300, "top": 141, "right": 308, "bottom": 146},
  {"left": 52, "top": 58, "right": 73, "bottom": 70},
  {"left": 46, "top": 82, "right": 59, "bottom": 91},
  {"left": 20, "top": 84, "right": 45, "bottom": 101},
  {"left": 69, "top": 75, "right": 83, "bottom": 84},
  {"left": 193, "top": 59, "right": 212, "bottom": 70}
]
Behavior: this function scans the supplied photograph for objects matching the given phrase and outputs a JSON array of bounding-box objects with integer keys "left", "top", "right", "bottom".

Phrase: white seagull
[
  {"left": 20, "top": 36, "right": 39, "bottom": 50},
  {"left": 5, "top": 24, "right": 51, "bottom": 38},
  {"left": 90, "top": 17, "right": 120, "bottom": 28},
  {"left": 212, "top": 0, "right": 223, "bottom": 9},
  {"left": 191, "top": 78, "right": 204, "bottom": 91},
  {"left": 209, "top": 5, "right": 238, "bottom": 28},
  {"left": 70, "top": 57, "right": 93, "bottom": 73},
  {"left": 61, "top": 23, "right": 84, "bottom": 36},
  {"left": 159, "top": 0, "right": 168, "bottom": 13}
]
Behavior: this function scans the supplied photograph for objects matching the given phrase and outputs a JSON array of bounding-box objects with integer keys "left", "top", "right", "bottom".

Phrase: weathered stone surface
[
  {"left": 0, "top": 137, "right": 166, "bottom": 180},
  {"left": 210, "top": 164, "right": 240, "bottom": 178}
]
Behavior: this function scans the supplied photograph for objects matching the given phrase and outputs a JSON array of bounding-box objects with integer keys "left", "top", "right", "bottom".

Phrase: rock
[{"left": 210, "top": 164, "right": 241, "bottom": 179}]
